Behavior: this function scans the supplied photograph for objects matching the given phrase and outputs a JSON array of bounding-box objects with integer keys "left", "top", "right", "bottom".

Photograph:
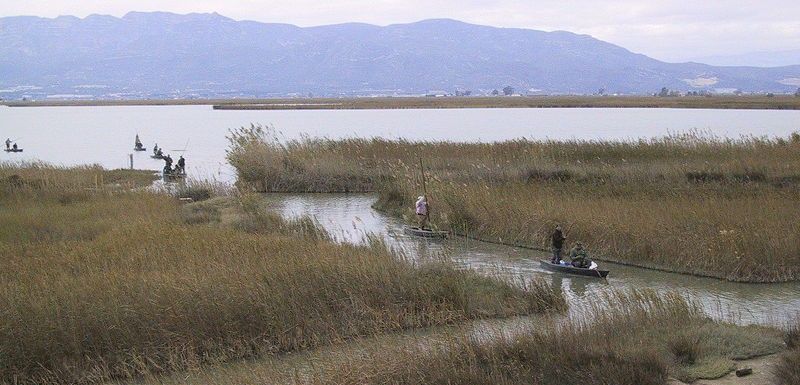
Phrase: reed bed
[
  {"left": 776, "top": 318, "right": 800, "bottom": 385},
  {"left": 0, "top": 164, "right": 565, "bottom": 384},
  {"left": 228, "top": 125, "right": 800, "bottom": 282},
  {"left": 309, "top": 290, "right": 784, "bottom": 385}
]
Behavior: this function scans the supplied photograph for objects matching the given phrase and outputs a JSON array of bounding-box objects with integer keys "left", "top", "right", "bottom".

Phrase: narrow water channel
[{"left": 265, "top": 193, "right": 800, "bottom": 327}]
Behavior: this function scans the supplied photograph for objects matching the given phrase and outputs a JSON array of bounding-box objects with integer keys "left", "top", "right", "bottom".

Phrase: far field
[{"left": 3, "top": 95, "right": 800, "bottom": 110}]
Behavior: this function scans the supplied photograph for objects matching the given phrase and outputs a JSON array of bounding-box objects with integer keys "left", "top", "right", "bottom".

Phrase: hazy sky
[{"left": 2, "top": 0, "right": 799, "bottom": 62}]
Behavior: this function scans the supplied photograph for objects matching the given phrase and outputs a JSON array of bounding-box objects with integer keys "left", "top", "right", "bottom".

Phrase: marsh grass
[
  {"left": 228, "top": 126, "right": 800, "bottom": 282},
  {"left": 776, "top": 317, "right": 800, "bottom": 385},
  {"left": 309, "top": 290, "right": 784, "bottom": 385},
  {"left": 0, "top": 164, "right": 564, "bottom": 384}
]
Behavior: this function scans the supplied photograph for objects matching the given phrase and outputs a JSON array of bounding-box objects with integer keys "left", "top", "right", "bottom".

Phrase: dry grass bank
[
  {"left": 0, "top": 164, "right": 564, "bottom": 384},
  {"left": 310, "top": 291, "right": 784, "bottom": 385},
  {"left": 228, "top": 126, "right": 800, "bottom": 282}
]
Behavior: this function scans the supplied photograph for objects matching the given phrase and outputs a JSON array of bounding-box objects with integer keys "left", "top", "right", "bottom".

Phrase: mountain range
[{"left": 1, "top": 12, "right": 799, "bottom": 99}]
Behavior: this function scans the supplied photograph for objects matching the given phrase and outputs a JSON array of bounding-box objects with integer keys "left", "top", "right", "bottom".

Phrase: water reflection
[{"left": 267, "top": 193, "right": 800, "bottom": 326}]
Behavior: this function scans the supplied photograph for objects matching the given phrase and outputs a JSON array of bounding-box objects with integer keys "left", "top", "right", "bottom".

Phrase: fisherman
[
  {"left": 164, "top": 154, "right": 173, "bottom": 172},
  {"left": 176, "top": 155, "right": 186, "bottom": 174},
  {"left": 4, "top": 138, "right": 10, "bottom": 150},
  {"left": 569, "top": 241, "right": 592, "bottom": 269},
  {"left": 153, "top": 143, "right": 159, "bottom": 155},
  {"left": 551, "top": 224, "right": 567, "bottom": 263},
  {"left": 134, "top": 134, "right": 143, "bottom": 149},
  {"left": 415, "top": 195, "right": 429, "bottom": 230}
]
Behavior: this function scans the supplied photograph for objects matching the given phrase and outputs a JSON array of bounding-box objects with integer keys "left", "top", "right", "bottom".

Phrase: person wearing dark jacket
[
  {"left": 551, "top": 225, "right": 566, "bottom": 263},
  {"left": 176, "top": 156, "right": 186, "bottom": 174}
]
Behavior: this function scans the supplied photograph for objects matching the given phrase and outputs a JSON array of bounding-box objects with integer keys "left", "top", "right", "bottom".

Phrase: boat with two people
[
  {"left": 151, "top": 143, "right": 165, "bottom": 159},
  {"left": 539, "top": 259, "right": 609, "bottom": 278},
  {"left": 4, "top": 138, "right": 23, "bottom": 153}
]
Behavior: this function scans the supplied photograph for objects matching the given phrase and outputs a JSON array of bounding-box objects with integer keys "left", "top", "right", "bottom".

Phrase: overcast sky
[{"left": 2, "top": 0, "right": 799, "bottom": 63}]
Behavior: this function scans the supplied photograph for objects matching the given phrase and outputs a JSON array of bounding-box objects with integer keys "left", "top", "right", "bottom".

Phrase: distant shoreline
[{"left": 3, "top": 96, "right": 800, "bottom": 110}]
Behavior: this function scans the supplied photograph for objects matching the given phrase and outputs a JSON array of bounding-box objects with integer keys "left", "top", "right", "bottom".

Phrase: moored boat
[
  {"left": 4, "top": 148, "right": 23, "bottom": 153},
  {"left": 539, "top": 260, "right": 609, "bottom": 278},
  {"left": 404, "top": 226, "right": 449, "bottom": 239}
]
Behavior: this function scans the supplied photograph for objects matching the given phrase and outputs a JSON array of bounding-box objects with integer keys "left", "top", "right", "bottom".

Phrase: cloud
[{"left": 1, "top": 0, "right": 799, "bottom": 62}]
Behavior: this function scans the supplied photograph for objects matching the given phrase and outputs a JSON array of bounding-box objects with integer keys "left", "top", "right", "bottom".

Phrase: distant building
[{"left": 425, "top": 90, "right": 449, "bottom": 97}]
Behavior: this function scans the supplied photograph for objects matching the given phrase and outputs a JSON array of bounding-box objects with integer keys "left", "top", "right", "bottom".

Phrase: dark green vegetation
[
  {"left": 5, "top": 95, "right": 800, "bottom": 110},
  {"left": 0, "top": 163, "right": 564, "bottom": 384},
  {"left": 311, "top": 291, "right": 784, "bottom": 385},
  {"left": 228, "top": 126, "right": 800, "bottom": 282}
]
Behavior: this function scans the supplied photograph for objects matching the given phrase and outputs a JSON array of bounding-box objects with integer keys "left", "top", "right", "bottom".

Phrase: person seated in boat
[
  {"left": 5, "top": 138, "right": 10, "bottom": 150},
  {"left": 551, "top": 224, "right": 567, "bottom": 263},
  {"left": 569, "top": 242, "right": 592, "bottom": 268},
  {"left": 176, "top": 156, "right": 186, "bottom": 174},
  {"left": 415, "top": 195, "right": 429, "bottom": 230},
  {"left": 12, "top": 143, "right": 18, "bottom": 151}
]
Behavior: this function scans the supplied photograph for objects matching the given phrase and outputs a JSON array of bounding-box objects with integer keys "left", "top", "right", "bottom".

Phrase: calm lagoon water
[{"left": 2, "top": 105, "right": 799, "bottom": 181}]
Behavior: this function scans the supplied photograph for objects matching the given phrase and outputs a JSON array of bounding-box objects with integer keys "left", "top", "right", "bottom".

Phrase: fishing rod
[
  {"left": 418, "top": 156, "right": 434, "bottom": 230},
  {"left": 171, "top": 139, "right": 190, "bottom": 153}
]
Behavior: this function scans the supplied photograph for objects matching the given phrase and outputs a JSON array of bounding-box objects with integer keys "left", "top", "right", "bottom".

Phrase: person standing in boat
[
  {"left": 551, "top": 225, "right": 567, "bottom": 263},
  {"left": 4, "top": 138, "right": 10, "bottom": 150},
  {"left": 163, "top": 154, "right": 173, "bottom": 173},
  {"left": 135, "top": 134, "right": 143, "bottom": 149},
  {"left": 415, "top": 195, "right": 429, "bottom": 230},
  {"left": 176, "top": 155, "right": 186, "bottom": 174},
  {"left": 569, "top": 241, "right": 592, "bottom": 268},
  {"left": 153, "top": 143, "right": 159, "bottom": 155}
]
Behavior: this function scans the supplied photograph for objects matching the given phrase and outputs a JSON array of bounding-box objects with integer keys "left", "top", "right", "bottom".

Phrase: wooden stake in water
[{"left": 129, "top": 154, "right": 134, "bottom": 170}]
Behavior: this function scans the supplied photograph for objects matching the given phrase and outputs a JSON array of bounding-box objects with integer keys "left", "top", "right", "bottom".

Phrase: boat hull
[
  {"left": 539, "top": 260, "right": 609, "bottom": 278},
  {"left": 404, "top": 226, "right": 448, "bottom": 238},
  {"left": 4, "top": 149, "right": 23, "bottom": 153}
]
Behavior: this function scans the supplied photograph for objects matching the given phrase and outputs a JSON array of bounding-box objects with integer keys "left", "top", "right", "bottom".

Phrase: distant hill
[
  {"left": 691, "top": 49, "right": 800, "bottom": 68},
  {"left": 1, "top": 12, "right": 799, "bottom": 99}
]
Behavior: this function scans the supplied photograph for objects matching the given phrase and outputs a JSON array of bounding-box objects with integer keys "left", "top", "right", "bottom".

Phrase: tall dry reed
[
  {"left": 227, "top": 126, "right": 800, "bottom": 281},
  {"left": 0, "top": 164, "right": 564, "bottom": 384},
  {"left": 310, "top": 290, "right": 784, "bottom": 385}
]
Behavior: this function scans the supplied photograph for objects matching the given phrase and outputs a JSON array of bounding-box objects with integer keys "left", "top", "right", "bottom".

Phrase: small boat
[
  {"left": 539, "top": 260, "right": 609, "bottom": 278},
  {"left": 134, "top": 146, "right": 147, "bottom": 151},
  {"left": 151, "top": 154, "right": 165, "bottom": 159},
  {"left": 404, "top": 226, "right": 449, "bottom": 239},
  {"left": 163, "top": 172, "right": 187, "bottom": 181},
  {"left": 163, "top": 166, "right": 186, "bottom": 180},
  {"left": 4, "top": 148, "right": 23, "bottom": 153}
]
